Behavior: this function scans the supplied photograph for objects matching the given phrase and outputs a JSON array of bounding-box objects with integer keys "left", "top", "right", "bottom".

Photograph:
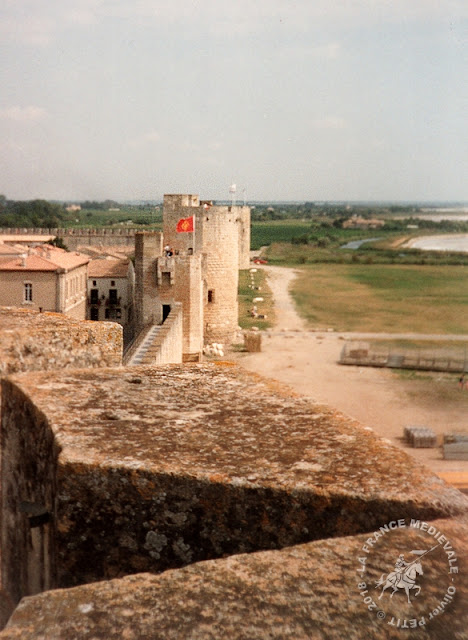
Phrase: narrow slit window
[{"left": 208, "top": 289, "right": 215, "bottom": 303}]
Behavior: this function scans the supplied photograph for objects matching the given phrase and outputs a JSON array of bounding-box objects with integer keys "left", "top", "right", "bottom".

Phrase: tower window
[{"left": 208, "top": 289, "right": 215, "bottom": 303}]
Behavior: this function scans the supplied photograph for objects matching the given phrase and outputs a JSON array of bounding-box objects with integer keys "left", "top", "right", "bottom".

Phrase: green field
[
  {"left": 290, "top": 264, "right": 468, "bottom": 334},
  {"left": 238, "top": 269, "right": 275, "bottom": 331},
  {"left": 251, "top": 221, "right": 314, "bottom": 251}
]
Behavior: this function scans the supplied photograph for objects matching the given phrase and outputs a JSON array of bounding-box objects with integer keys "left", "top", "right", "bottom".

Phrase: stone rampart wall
[
  {"left": 1, "top": 381, "right": 59, "bottom": 606},
  {"left": 3, "top": 514, "right": 467, "bottom": 640},
  {"left": 125, "top": 304, "right": 183, "bottom": 366},
  {"left": 150, "top": 303, "right": 183, "bottom": 364},
  {"left": 2, "top": 362, "right": 467, "bottom": 623},
  {"left": 0, "top": 228, "right": 138, "bottom": 250},
  {"left": 0, "top": 308, "right": 122, "bottom": 376},
  {"left": 1, "top": 309, "right": 468, "bottom": 639}
]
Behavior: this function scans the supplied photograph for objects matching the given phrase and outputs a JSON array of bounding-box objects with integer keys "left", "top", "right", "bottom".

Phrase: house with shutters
[{"left": 87, "top": 257, "right": 135, "bottom": 338}]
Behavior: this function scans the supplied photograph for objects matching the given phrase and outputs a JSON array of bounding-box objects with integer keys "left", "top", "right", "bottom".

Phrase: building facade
[
  {"left": 87, "top": 258, "right": 135, "bottom": 326},
  {"left": 0, "top": 245, "right": 89, "bottom": 319}
]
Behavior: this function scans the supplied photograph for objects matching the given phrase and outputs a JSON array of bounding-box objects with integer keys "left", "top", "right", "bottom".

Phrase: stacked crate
[{"left": 404, "top": 426, "right": 437, "bottom": 448}]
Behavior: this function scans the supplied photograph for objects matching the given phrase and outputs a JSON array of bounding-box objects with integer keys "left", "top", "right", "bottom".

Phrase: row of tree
[{"left": 0, "top": 196, "right": 68, "bottom": 228}]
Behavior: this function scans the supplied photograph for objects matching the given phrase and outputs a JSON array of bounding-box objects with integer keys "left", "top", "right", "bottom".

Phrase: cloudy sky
[{"left": 1, "top": 1, "right": 467, "bottom": 202}]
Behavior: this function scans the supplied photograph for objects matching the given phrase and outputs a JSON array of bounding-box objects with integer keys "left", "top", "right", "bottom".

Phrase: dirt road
[{"left": 232, "top": 266, "right": 468, "bottom": 484}]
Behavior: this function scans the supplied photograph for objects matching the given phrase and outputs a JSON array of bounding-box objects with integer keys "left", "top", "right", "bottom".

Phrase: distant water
[
  {"left": 409, "top": 234, "right": 468, "bottom": 253},
  {"left": 341, "top": 237, "right": 382, "bottom": 250}
]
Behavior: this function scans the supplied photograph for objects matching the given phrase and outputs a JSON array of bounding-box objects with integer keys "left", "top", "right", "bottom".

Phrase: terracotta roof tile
[
  {"left": 0, "top": 255, "right": 58, "bottom": 271},
  {"left": 0, "top": 246, "right": 89, "bottom": 272},
  {"left": 0, "top": 243, "right": 24, "bottom": 255},
  {"left": 88, "top": 258, "right": 129, "bottom": 278}
]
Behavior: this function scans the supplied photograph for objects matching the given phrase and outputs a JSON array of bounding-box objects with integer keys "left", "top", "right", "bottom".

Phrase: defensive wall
[
  {"left": 0, "top": 308, "right": 467, "bottom": 638},
  {"left": 0, "top": 228, "right": 138, "bottom": 250},
  {"left": 123, "top": 303, "right": 183, "bottom": 366},
  {"left": 0, "top": 307, "right": 122, "bottom": 376}
]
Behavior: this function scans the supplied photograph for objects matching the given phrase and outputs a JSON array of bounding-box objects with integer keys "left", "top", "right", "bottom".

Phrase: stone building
[
  {"left": 134, "top": 194, "right": 251, "bottom": 360},
  {"left": 0, "top": 245, "right": 89, "bottom": 319},
  {"left": 87, "top": 257, "right": 135, "bottom": 326}
]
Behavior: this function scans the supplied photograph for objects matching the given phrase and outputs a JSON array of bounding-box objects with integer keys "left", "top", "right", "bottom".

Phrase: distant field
[
  {"left": 290, "top": 264, "right": 468, "bottom": 334},
  {"left": 251, "top": 221, "right": 313, "bottom": 251}
]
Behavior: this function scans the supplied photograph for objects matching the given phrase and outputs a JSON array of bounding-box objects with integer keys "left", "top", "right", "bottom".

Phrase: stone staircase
[{"left": 127, "top": 325, "right": 162, "bottom": 366}]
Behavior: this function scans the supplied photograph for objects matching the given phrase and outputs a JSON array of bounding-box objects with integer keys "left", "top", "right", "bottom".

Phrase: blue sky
[{"left": 1, "top": 1, "right": 467, "bottom": 202}]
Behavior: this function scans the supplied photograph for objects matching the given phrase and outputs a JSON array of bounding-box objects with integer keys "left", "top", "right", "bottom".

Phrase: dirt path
[{"left": 232, "top": 266, "right": 468, "bottom": 483}]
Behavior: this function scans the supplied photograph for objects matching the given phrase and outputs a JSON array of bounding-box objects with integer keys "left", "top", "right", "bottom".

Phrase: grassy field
[
  {"left": 251, "top": 221, "right": 313, "bottom": 251},
  {"left": 290, "top": 263, "right": 468, "bottom": 334},
  {"left": 238, "top": 269, "right": 275, "bottom": 331}
]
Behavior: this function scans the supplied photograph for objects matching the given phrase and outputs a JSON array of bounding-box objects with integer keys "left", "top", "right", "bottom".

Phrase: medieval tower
[{"left": 134, "top": 194, "right": 250, "bottom": 360}]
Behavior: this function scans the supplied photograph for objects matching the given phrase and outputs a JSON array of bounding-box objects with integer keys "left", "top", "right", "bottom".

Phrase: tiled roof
[
  {"left": 0, "top": 246, "right": 89, "bottom": 272},
  {"left": 77, "top": 245, "right": 134, "bottom": 259},
  {"left": 0, "top": 243, "right": 25, "bottom": 255},
  {"left": 88, "top": 258, "right": 129, "bottom": 278}
]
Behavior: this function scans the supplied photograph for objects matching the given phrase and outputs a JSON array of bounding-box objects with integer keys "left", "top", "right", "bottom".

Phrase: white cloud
[{"left": 0, "top": 106, "right": 47, "bottom": 122}]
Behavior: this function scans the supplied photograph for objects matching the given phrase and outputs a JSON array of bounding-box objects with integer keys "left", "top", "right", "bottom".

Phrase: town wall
[
  {"left": 1, "top": 381, "right": 58, "bottom": 606},
  {"left": 0, "top": 308, "right": 122, "bottom": 376},
  {"left": 0, "top": 228, "right": 139, "bottom": 250},
  {"left": 126, "top": 304, "right": 183, "bottom": 366},
  {"left": 0, "top": 309, "right": 467, "bottom": 638},
  {"left": 1, "top": 360, "right": 467, "bottom": 634},
  {"left": 3, "top": 514, "right": 467, "bottom": 640}
]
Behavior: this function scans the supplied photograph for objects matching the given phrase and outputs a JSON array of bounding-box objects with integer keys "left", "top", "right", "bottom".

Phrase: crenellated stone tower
[{"left": 134, "top": 194, "right": 251, "bottom": 360}]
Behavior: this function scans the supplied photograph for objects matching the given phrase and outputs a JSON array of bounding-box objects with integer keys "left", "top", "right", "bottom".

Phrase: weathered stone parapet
[
  {"left": 2, "top": 363, "right": 467, "bottom": 622},
  {"left": 0, "top": 380, "right": 59, "bottom": 619},
  {"left": 0, "top": 307, "right": 122, "bottom": 374},
  {"left": 1, "top": 514, "right": 467, "bottom": 639}
]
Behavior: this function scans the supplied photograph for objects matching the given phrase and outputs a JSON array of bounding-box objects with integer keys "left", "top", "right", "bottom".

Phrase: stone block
[{"left": 244, "top": 331, "right": 262, "bottom": 352}]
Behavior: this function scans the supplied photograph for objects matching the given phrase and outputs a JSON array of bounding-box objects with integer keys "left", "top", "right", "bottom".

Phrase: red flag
[{"left": 176, "top": 216, "right": 194, "bottom": 233}]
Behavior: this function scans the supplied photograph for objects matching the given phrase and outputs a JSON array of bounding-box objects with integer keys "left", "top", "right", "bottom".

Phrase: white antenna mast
[{"left": 229, "top": 183, "right": 237, "bottom": 206}]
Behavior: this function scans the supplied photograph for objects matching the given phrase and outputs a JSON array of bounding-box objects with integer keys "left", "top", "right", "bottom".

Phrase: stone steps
[{"left": 127, "top": 325, "right": 161, "bottom": 366}]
